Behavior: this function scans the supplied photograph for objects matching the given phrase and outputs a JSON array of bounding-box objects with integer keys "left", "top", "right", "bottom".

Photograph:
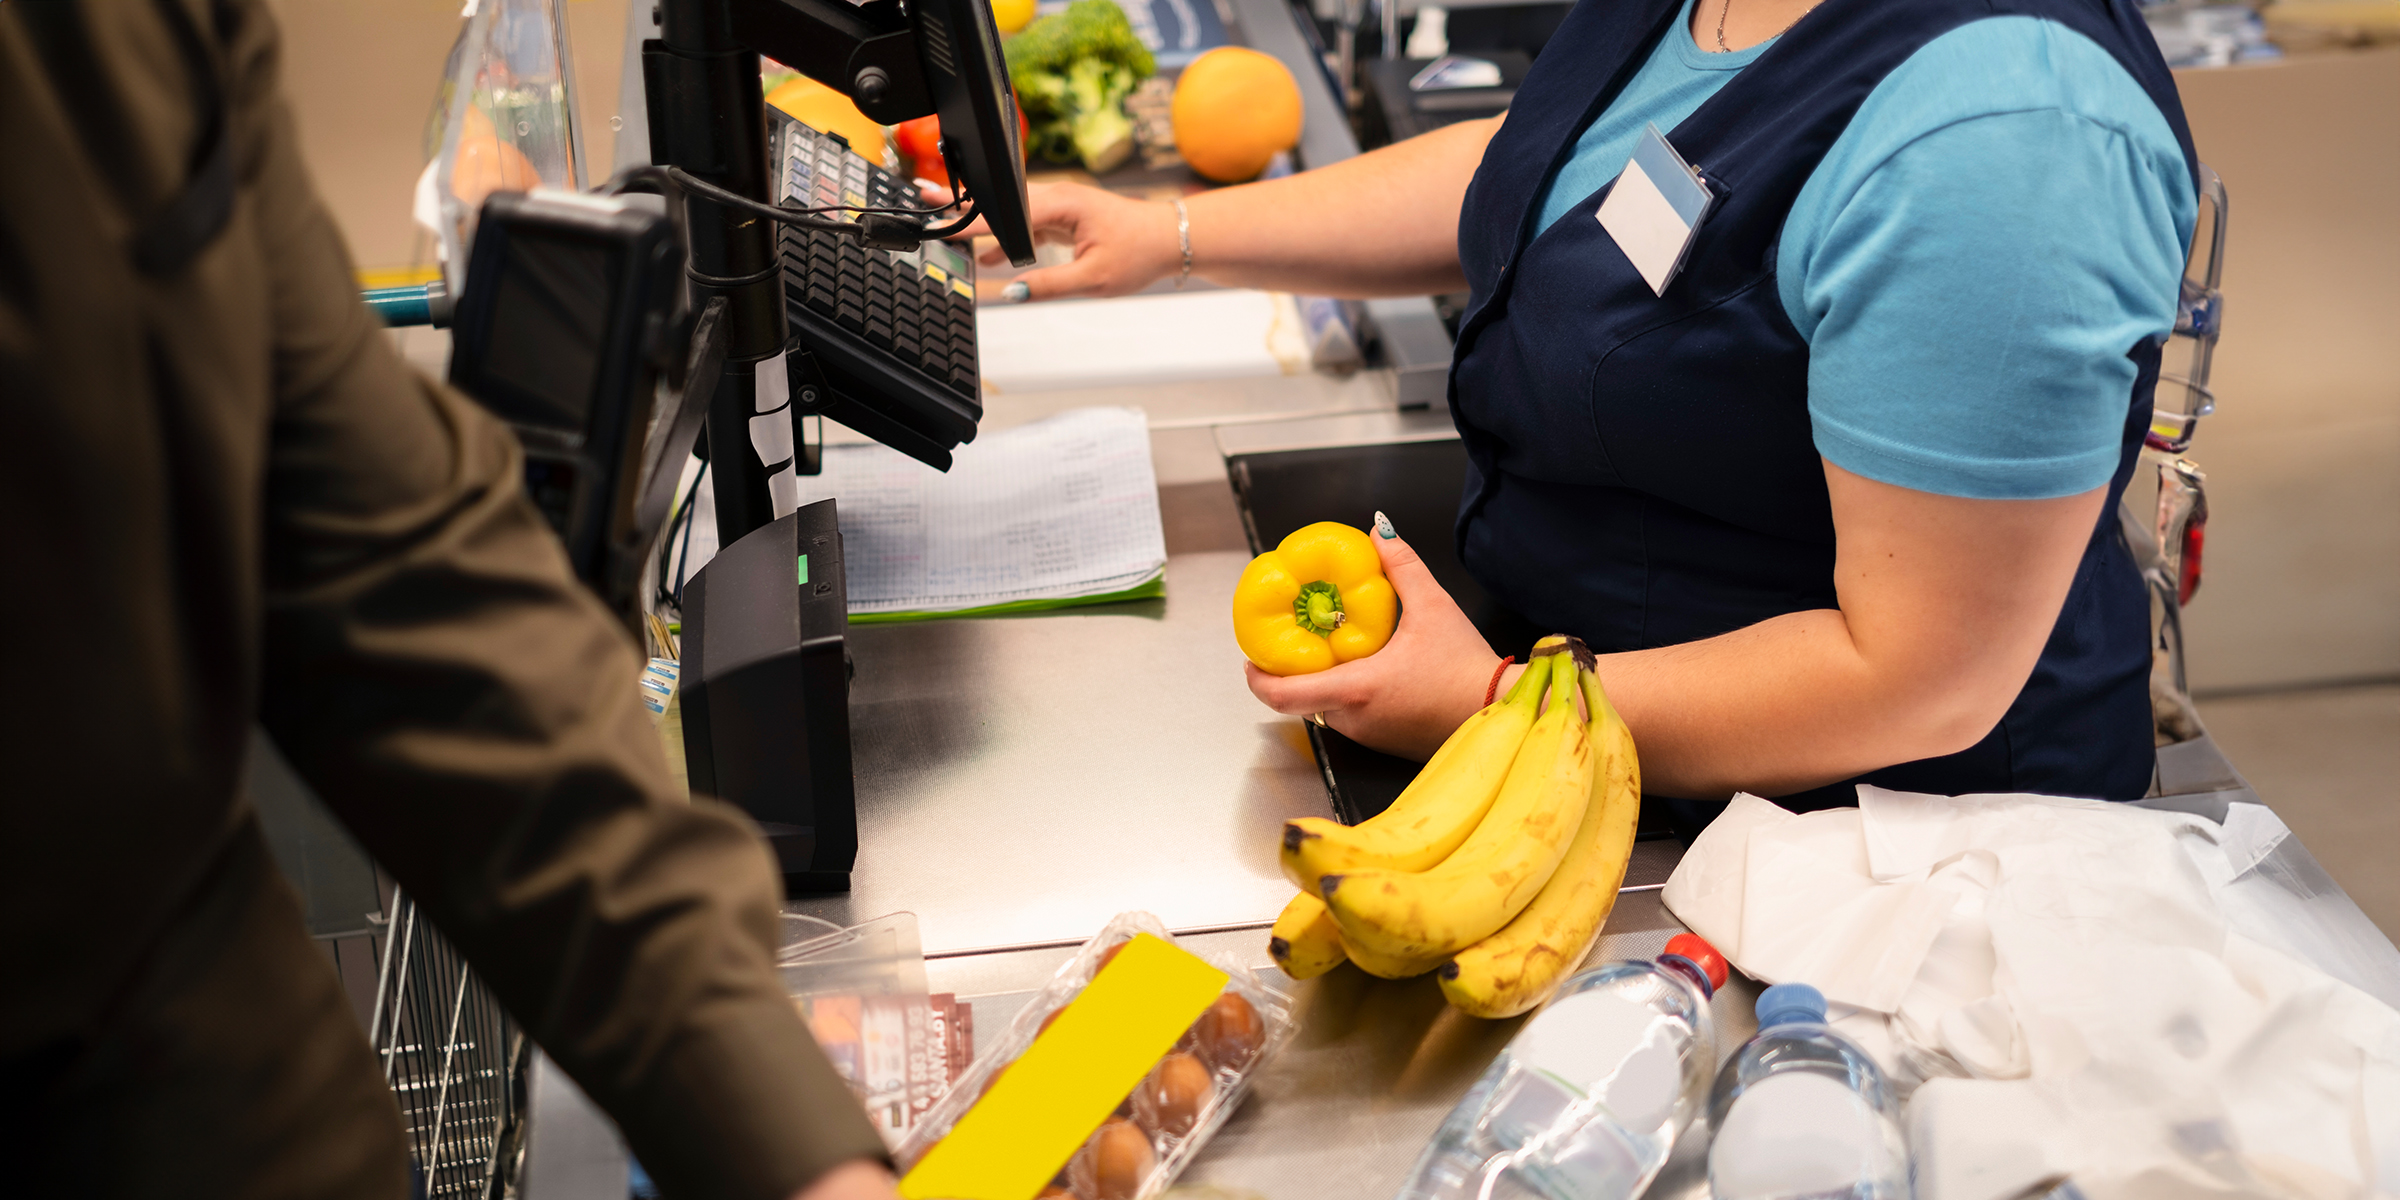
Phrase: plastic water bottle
[
  {"left": 1707, "top": 983, "right": 1911, "bottom": 1200},
  {"left": 1392, "top": 933, "right": 1730, "bottom": 1200}
]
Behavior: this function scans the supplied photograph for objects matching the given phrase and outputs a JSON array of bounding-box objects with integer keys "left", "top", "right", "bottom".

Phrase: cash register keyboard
[{"left": 773, "top": 114, "right": 980, "bottom": 406}]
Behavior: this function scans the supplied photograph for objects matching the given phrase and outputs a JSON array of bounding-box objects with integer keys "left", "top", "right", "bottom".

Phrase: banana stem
[
  {"left": 1499, "top": 648, "right": 1551, "bottom": 706},
  {"left": 1524, "top": 635, "right": 1592, "bottom": 722}
]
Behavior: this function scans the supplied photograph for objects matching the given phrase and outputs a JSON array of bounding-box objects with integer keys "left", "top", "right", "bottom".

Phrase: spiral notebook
[{"left": 793, "top": 406, "right": 1168, "bottom": 622}]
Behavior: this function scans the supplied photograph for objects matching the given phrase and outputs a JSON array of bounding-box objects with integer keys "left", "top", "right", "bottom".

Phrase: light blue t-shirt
[{"left": 1529, "top": 3, "right": 2197, "bottom": 500}]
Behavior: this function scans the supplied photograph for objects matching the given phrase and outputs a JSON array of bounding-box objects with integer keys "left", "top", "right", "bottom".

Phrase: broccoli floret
[
  {"left": 1065, "top": 57, "right": 1138, "bottom": 172},
  {"left": 1006, "top": 0, "right": 1155, "bottom": 171}
]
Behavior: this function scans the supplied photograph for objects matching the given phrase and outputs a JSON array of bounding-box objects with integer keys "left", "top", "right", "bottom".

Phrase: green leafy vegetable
[{"left": 1005, "top": 0, "right": 1155, "bottom": 172}]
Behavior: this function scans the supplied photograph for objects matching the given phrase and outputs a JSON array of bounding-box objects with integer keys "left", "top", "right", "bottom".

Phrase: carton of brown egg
[{"left": 894, "top": 912, "right": 1295, "bottom": 1200}]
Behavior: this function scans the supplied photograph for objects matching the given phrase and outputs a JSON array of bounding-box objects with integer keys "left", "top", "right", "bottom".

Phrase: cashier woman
[
  {"left": 980, "top": 0, "right": 2199, "bottom": 825},
  {"left": 3, "top": 4, "right": 901, "bottom": 1198}
]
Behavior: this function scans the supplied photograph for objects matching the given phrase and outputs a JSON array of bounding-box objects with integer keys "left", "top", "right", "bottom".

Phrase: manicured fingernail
[
  {"left": 1373, "top": 510, "right": 1397, "bottom": 539},
  {"left": 1001, "top": 280, "right": 1031, "bottom": 304}
]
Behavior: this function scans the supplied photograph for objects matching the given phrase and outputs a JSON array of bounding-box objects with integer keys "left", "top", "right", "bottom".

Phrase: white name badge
[{"left": 1596, "top": 123, "right": 1716, "bottom": 296}]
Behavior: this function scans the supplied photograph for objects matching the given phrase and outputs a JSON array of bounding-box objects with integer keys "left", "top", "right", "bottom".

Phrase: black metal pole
[
  {"left": 705, "top": 365, "right": 778, "bottom": 547},
  {"left": 648, "top": 0, "right": 790, "bottom": 546}
]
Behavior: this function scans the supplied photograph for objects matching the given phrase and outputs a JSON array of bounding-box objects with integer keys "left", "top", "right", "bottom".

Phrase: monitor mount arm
[
  {"left": 642, "top": 0, "right": 935, "bottom": 547},
  {"left": 731, "top": 0, "right": 938, "bottom": 122},
  {"left": 644, "top": 0, "right": 1032, "bottom": 550}
]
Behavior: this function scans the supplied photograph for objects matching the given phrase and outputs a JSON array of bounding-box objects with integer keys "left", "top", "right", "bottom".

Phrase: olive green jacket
[{"left": 0, "top": 2, "right": 885, "bottom": 1196}]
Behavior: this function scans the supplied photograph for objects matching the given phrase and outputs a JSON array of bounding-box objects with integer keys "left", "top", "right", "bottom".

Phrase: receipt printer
[{"left": 678, "top": 498, "right": 857, "bottom": 892}]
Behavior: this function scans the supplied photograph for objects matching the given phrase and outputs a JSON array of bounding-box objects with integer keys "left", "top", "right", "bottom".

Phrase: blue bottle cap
[{"left": 1754, "top": 982, "right": 1826, "bottom": 1029}]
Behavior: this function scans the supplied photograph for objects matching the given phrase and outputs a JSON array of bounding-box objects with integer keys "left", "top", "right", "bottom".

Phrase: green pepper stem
[{"left": 1294, "top": 580, "right": 1346, "bottom": 636}]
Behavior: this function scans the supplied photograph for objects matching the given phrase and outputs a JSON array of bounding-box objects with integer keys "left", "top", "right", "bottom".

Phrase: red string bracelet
[{"left": 1484, "top": 656, "right": 1516, "bottom": 707}]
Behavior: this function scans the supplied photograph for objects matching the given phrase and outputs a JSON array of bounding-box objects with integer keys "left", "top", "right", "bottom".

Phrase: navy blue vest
[{"left": 1447, "top": 0, "right": 2197, "bottom": 808}]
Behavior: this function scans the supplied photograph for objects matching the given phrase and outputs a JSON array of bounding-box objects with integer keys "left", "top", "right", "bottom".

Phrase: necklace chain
[{"left": 1714, "top": 0, "right": 1810, "bottom": 52}]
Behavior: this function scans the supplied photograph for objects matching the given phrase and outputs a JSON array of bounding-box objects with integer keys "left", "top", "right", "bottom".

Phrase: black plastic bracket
[
  {"left": 728, "top": 0, "right": 936, "bottom": 125},
  {"left": 784, "top": 346, "right": 834, "bottom": 477}
]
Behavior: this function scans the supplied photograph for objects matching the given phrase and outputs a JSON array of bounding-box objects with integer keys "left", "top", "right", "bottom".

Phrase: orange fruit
[
  {"left": 766, "top": 75, "right": 894, "bottom": 168},
  {"left": 1171, "top": 48, "right": 1303, "bottom": 183},
  {"left": 992, "top": 0, "right": 1037, "bottom": 35}
]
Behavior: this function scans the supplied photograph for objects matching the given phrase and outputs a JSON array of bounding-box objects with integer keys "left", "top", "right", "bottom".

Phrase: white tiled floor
[{"left": 2198, "top": 682, "right": 2400, "bottom": 939}]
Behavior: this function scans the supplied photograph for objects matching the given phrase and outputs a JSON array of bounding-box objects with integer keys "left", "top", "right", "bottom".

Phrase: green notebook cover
[{"left": 848, "top": 572, "right": 1166, "bottom": 625}]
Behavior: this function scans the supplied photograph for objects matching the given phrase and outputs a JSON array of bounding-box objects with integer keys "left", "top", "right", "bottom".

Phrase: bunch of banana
[{"left": 1265, "top": 636, "right": 1643, "bottom": 1020}]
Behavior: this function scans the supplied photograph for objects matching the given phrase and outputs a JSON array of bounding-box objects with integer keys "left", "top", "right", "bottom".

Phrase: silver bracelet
[{"left": 1172, "top": 198, "right": 1193, "bottom": 289}]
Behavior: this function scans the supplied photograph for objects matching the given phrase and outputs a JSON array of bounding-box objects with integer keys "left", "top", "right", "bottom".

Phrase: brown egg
[
  {"left": 1131, "top": 1051, "right": 1214, "bottom": 1138},
  {"left": 1067, "top": 1117, "right": 1155, "bottom": 1200},
  {"left": 1190, "top": 991, "right": 1265, "bottom": 1072}
]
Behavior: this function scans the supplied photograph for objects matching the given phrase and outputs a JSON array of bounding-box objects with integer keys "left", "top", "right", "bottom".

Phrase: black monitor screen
[{"left": 477, "top": 230, "right": 620, "bottom": 432}]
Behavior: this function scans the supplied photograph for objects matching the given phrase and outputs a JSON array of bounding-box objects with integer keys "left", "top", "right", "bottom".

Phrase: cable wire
[{"left": 603, "top": 164, "right": 972, "bottom": 237}]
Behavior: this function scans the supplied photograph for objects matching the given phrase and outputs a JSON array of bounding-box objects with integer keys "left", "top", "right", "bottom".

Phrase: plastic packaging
[
  {"left": 779, "top": 913, "right": 974, "bottom": 1147},
  {"left": 1394, "top": 933, "right": 1730, "bottom": 1200},
  {"left": 894, "top": 912, "right": 1294, "bottom": 1200},
  {"left": 1707, "top": 983, "right": 1911, "bottom": 1200},
  {"left": 419, "top": 0, "right": 586, "bottom": 296}
]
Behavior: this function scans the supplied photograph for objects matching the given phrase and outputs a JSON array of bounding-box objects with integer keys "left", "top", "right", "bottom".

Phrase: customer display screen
[{"left": 474, "top": 229, "right": 621, "bottom": 434}]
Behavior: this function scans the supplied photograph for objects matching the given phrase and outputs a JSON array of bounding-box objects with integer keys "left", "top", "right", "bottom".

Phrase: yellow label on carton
[{"left": 898, "top": 934, "right": 1229, "bottom": 1200}]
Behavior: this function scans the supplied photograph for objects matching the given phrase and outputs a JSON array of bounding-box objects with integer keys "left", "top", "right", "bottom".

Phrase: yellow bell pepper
[{"left": 1232, "top": 522, "right": 1397, "bottom": 676}]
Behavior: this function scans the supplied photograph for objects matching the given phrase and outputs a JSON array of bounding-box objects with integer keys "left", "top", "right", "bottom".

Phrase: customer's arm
[
  {"left": 951, "top": 114, "right": 1501, "bottom": 300},
  {"left": 214, "top": 3, "right": 890, "bottom": 1197}
]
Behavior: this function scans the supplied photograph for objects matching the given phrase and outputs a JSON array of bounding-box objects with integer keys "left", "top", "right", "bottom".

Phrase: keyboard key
[
  {"left": 806, "top": 285, "right": 836, "bottom": 313},
  {"left": 835, "top": 303, "right": 864, "bottom": 332},
  {"left": 948, "top": 365, "right": 977, "bottom": 394},
  {"left": 865, "top": 318, "right": 891, "bottom": 347}
]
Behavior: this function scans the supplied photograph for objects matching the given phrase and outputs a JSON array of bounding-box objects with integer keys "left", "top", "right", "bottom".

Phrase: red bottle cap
[{"left": 1663, "top": 933, "right": 1729, "bottom": 990}]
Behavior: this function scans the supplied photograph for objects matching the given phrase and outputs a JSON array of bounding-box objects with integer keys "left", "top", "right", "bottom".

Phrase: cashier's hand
[
  {"left": 918, "top": 180, "right": 1180, "bottom": 300},
  {"left": 791, "top": 1160, "right": 901, "bottom": 1200},
  {"left": 1244, "top": 526, "right": 1511, "bottom": 762}
]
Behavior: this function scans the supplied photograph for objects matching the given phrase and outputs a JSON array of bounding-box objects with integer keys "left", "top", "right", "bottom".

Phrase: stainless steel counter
[
  {"left": 792, "top": 538, "right": 1682, "bottom": 960},
  {"left": 524, "top": 446, "right": 2400, "bottom": 1200},
  {"left": 786, "top": 550, "right": 1338, "bottom": 956},
  {"left": 759, "top": 470, "right": 1710, "bottom": 1197}
]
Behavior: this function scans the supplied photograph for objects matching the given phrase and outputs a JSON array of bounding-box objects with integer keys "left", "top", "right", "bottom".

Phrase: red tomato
[
  {"left": 894, "top": 114, "right": 946, "bottom": 185},
  {"left": 894, "top": 90, "right": 1033, "bottom": 186}
]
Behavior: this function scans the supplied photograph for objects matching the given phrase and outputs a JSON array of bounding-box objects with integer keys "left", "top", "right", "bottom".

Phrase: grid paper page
[{"left": 793, "top": 407, "right": 1167, "bottom": 614}]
